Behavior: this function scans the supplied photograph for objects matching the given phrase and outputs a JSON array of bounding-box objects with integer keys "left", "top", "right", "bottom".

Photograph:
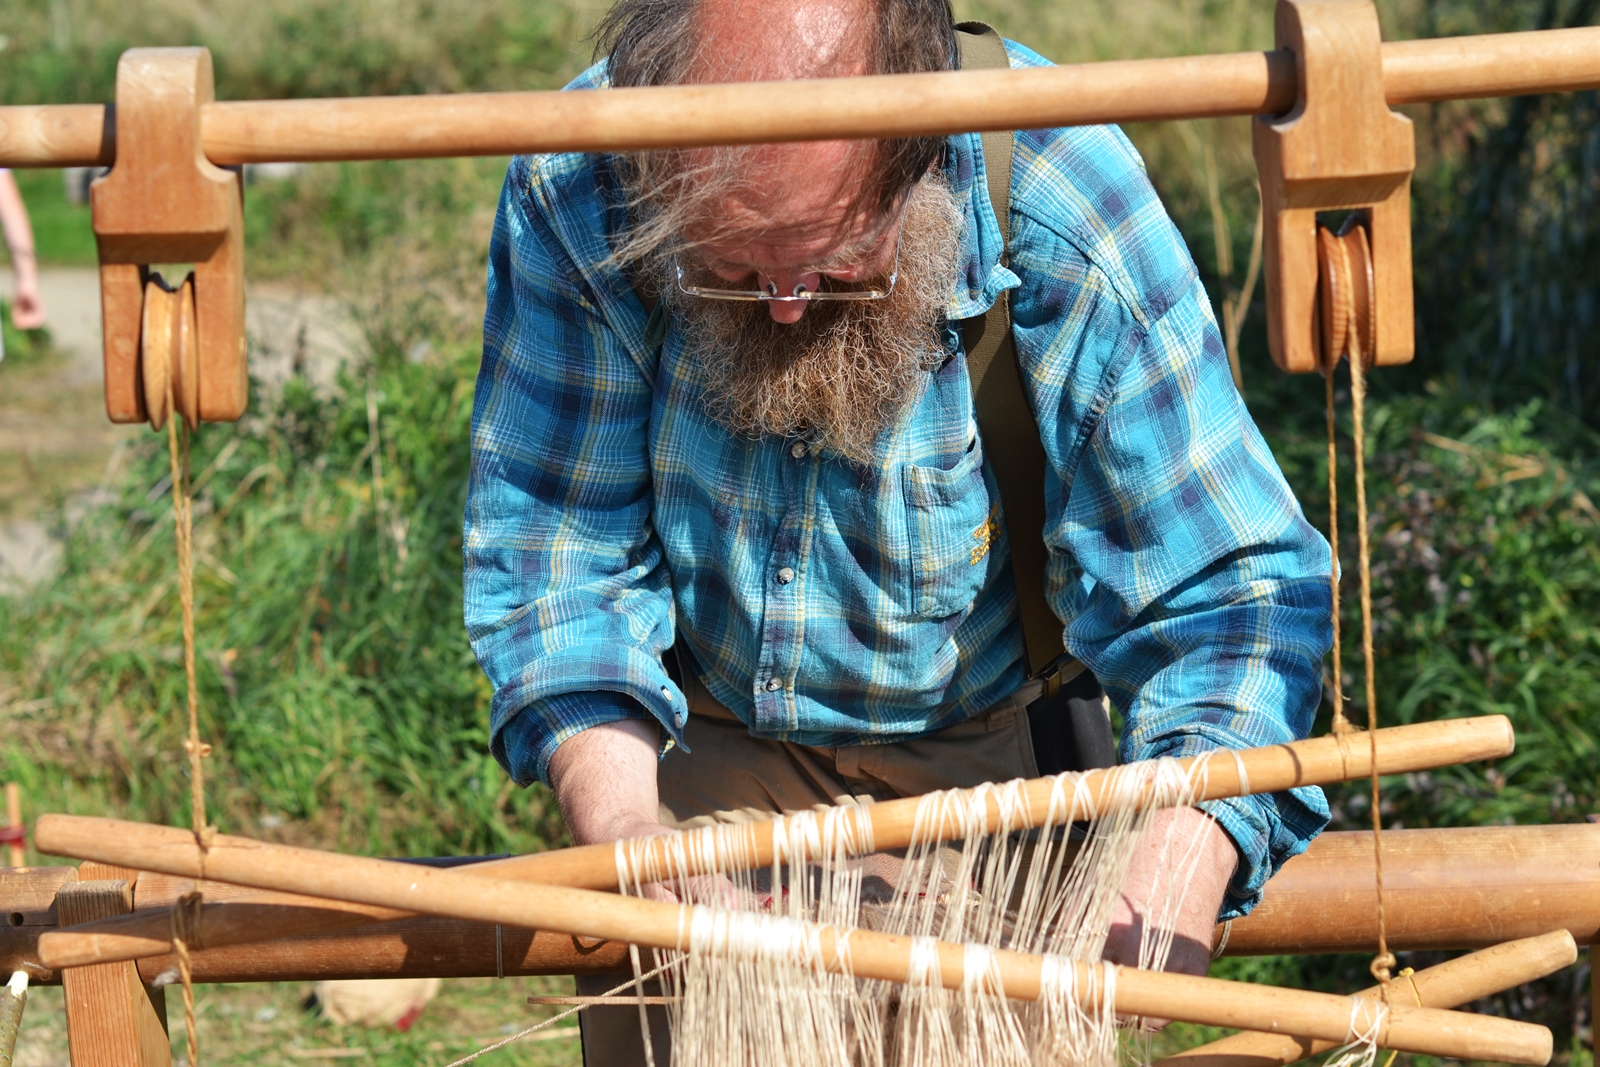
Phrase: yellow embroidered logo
[{"left": 970, "top": 505, "right": 1001, "bottom": 565}]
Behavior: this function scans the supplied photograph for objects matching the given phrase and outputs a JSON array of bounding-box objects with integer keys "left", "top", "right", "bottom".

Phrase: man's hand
[
  {"left": 547, "top": 717, "right": 733, "bottom": 906},
  {"left": 1103, "top": 806, "right": 1238, "bottom": 1029}
]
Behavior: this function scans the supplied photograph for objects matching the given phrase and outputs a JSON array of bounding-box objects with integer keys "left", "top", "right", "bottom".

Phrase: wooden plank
[{"left": 58, "top": 879, "right": 169, "bottom": 1067}]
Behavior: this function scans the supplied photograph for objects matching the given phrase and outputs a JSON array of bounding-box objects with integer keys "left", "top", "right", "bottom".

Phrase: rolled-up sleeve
[
  {"left": 465, "top": 159, "right": 685, "bottom": 788},
  {"left": 1007, "top": 137, "right": 1332, "bottom": 918}
]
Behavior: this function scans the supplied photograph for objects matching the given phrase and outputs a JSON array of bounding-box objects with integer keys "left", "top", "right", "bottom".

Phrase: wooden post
[
  {"left": 58, "top": 864, "right": 169, "bottom": 1067},
  {"left": 2, "top": 787, "right": 22, "bottom": 868}
]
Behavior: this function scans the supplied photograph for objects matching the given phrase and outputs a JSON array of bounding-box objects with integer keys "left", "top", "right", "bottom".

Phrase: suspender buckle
[{"left": 1038, "top": 655, "right": 1086, "bottom": 700}]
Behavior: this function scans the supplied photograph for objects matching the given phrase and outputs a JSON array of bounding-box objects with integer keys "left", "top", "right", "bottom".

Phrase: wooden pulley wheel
[
  {"left": 1315, "top": 218, "right": 1377, "bottom": 374},
  {"left": 139, "top": 273, "right": 200, "bottom": 431}
]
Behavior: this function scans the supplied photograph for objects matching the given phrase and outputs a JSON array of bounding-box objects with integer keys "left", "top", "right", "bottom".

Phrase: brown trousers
[{"left": 576, "top": 673, "right": 1041, "bottom": 1067}]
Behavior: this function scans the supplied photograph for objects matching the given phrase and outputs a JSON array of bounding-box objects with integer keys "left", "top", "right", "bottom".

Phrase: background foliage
[{"left": 0, "top": 0, "right": 1596, "bottom": 1059}]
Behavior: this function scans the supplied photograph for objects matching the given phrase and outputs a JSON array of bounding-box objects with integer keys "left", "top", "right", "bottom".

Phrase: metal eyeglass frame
[{"left": 673, "top": 200, "right": 909, "bottom": 303}]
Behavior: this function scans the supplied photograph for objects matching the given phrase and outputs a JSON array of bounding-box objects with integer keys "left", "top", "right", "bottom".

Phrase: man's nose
[{"left": 759, "top": 269, "right": 822, "bottom": 324}]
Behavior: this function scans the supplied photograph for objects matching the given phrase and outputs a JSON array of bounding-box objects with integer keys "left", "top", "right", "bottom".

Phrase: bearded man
[{"left": 465, "top": 0, "right": 1333, "bottom": 1061}]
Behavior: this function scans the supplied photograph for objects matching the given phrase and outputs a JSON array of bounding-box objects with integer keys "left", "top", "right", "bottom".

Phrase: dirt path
[{"left": 0, "top": 269, "right": 359, "bottom": 593}]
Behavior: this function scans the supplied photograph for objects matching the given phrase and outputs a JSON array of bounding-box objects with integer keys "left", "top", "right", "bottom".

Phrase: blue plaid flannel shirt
[{"left": 465, "top": 42, "right": 1332, "bottom": 918}]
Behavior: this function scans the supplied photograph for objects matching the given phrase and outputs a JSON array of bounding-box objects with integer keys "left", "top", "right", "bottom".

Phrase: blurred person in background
[{"left": 0, "top": 168, "right": 47, "bottom": 359}]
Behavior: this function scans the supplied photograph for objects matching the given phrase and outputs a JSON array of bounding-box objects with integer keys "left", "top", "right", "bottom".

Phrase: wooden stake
[
  {"left": 3, "top": 786, "right": 21, "bottom": 868},
  {"left": 32, "top": 814, "right": 1553, "bottom": 1064},
  {"left": 1156, "top": 930, "right": 1578, "bottom": 1067},
  {"left": 37, "top": 717, "right": 1515, "bottom": 970}
]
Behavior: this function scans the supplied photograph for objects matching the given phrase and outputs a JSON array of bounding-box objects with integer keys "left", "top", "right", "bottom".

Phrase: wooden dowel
[
  {"left": 448, "top": 715, "right": 1517, "bottom": 892},
  {"left": 1382, "top": 26, "right": 1600, "bottom": 104},
  {"left": 0, "top": 104, "right": 113, "bottom": 167},
  {"left": 35, "top": 717, "right": 1513, "bottom": 970},
  {"left": 1156, "top": 930, "right": 1578, "bottom": 1067},
  {"left": 28, "top": 815, "right": 1553, "bottom": 1064},
  {"left": 195, "top": 51, "right": 1294, "bottom": 165},
  {"left": 4, "top": 26, "right": 1600, "bottom": 168},
  {"left": 1224, "top": 823, "right": 1600, "bottom": 954}
]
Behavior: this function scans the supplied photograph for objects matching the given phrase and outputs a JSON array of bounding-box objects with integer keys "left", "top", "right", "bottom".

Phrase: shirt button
[
  {"left": 776, "top": 566, "right": 795, "bottom": 585},
  {"left": 790, "top": 441, "right": 808, "bottom": 459},
  {"left": 661, "top": 686, "right": 673, "bottom": 701},
  {"left": 763, "top": 678, "right": 782, "bottom": 692}
]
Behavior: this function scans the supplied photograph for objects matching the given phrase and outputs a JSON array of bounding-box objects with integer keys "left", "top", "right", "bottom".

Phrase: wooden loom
[{"left": 1, "top": 0, "right": 1600, "bottom": 1063}]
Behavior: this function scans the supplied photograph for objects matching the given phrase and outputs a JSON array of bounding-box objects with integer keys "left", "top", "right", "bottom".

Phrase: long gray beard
[{"left": 671, "top": 177, "right": 965, "bottom": 466}]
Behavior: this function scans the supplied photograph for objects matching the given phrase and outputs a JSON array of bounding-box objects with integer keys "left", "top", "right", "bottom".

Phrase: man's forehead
[{"left": 682, "top": 141, "right": 886, "bottom": 267}]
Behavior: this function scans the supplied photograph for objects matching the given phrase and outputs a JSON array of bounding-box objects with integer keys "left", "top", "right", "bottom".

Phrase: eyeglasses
[{"left": 673, "top": 201, "right": 908, "bottom": 303}]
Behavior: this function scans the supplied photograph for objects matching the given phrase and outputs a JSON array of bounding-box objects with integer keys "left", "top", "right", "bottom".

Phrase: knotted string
[{"left": 165, "top": 413, "right": 215, "bottom": 1064}]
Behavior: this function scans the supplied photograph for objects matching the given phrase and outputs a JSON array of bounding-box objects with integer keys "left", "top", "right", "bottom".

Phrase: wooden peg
[
  {"left": 3, "top": 785, "right": 22, "bottom": 868},
  {"left": 92, "top": 48, "right": 247, "bottom": 427},
  {"left": 1254, "top": 0, "right": 1415, "bottom": 373}
]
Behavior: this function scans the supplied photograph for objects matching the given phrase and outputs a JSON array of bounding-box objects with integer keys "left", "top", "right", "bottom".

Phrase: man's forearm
[{"left": 547, "top": 717, "right": 665, "bottom": 845}]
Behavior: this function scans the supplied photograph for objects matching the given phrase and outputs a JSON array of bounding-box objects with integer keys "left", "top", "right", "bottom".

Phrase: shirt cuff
[
  {"left": 491, "top": 689, "right": 685, "bottom": 788},
  {"left": 1200, "top": 788, "right": 1328, "bottom": 921},
  {"left": 1129, "top": 732, "right": 1329, "bottom": 921}
]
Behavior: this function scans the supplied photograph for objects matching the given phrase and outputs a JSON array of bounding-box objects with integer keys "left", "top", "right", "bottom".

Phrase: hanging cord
[
  {"left": 1325, "top": 366, "right": 1350, "bottom": 736},
  {"left": 1346, "top": 308, "right": 1394, "bottom": 993},
  {"left": 165, "top": 413, "right": 215, "bottom": 1065},
  {"left": 1318, "top": 219, "right": 1393, "bottom": 1001}
]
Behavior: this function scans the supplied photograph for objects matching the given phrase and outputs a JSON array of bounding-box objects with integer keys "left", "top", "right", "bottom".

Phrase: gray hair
[{"left": 594, "top": 0, "right": 958, "bottom": 265}]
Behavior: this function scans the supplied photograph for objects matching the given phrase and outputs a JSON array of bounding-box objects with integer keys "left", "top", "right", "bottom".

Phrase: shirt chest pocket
[{"left": 901, "top": 437, "right": 1001, "bottom": 620}]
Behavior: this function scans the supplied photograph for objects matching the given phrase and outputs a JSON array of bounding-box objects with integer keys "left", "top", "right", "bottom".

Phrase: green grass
[
  {"left": 2, "top": 345, "right": 566, "bottom": 858},
  {"left": 11, "top": 977, "right": 586, "bottom": 1067}
]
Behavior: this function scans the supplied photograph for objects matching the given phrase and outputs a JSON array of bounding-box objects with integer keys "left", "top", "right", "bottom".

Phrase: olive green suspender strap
[
  {"left": 636, "top": 21, "right": 1082, "bottom": 691},
  {"left": 955, "top": 22, "right": 1081, "bottom": 690}
]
